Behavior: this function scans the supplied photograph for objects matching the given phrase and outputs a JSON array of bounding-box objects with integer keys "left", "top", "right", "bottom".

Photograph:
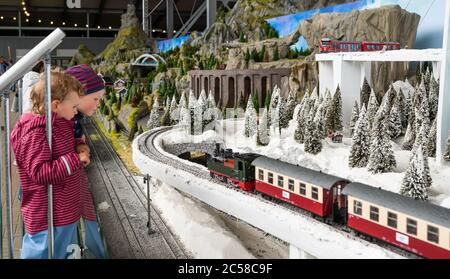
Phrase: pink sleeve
[{"left": 20, "top": 128, "right": 82, "bottom": 186}]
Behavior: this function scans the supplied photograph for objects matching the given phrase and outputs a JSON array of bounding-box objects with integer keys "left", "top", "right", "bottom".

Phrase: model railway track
[
  {"left": 138, "top": 126, "right": 420, "bottom": 259},
  {"left": 83, "top": 118, "right": 188, "bottom": 259}
]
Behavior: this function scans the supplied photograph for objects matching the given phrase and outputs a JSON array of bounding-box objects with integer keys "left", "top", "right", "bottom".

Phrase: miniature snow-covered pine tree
[
  {"left": 314, "top": 102, "right": 327, "bottom": 139},
  {"left": 271, "top": 99, "right": 281, "bottom": 137},
  {"left": 427, "top": 118, "right": 437, "bottom": 158},
  {"left": 404, "top": 90, "right": 412, "bottom": 128},
  {"left": 366, "top": 89, "right": 379, "bottom": 130},
  {"left": 188, "top": 90, "right": 199, "bottom": 135},
  {"left": 396, "top": 88, "right": 406, "bottom": 128},
  {"left": 285, "top": 90, "right": 297, "bottom": 123},
  {"left": 387, "top": 97, "right": 402, "bottom": 139},
  {"left": 203, "top": 90, "right": 218, "bottom": 128},
  {"left": 326, "top": 85, "right": 343, "bottom": 134},
  {"left": 349, "top": 101, "right": 360, "bottom": 136},
  {"left": 244, "top": 94, "right": 257, "bottom": 138},
  {"left": 402, "top": 121, "right": 416, "bottom": 151},
  {"left": 423, "top": 69, "right": 431, "bottom": 95},
  {"left": 428, "top": 76, "right": 439, "bottom": 120},
  {"left": 198, "top": 89, "right": 208, "bottom": 130},
  {"left": 412, "top": 123, "right": 433, "bottom": 187},
  {"left": 400, "top": 145, "right": 429, "bottom": 201},
  {"left": 181, "top": 106, "right": 191, "bottom": 134},
  {"left": 349, "top": 105, "right": 370, "bottom": 168},
  {"left": 169, "top": 94, "right": 178, "bottom": 125},
  {"left": 278, "top": 96, "right": 289, "bottom": 129},
  {"left": 257, "top": 109, "right": 270, "bottom": 146},
  {"left": 304, "top": 113, "right": 322, "bottom": 154},
  {"left": 147, "top": 97, "right": 161, "bottom": 130},
  {"left": 268, "top": 86, "right": 280, "bottom": 127},
  {"left": 179, "top": 90, "right": 187, "bottom": 109},
  {"left": 193, "top": 102, "right": 203, "bottom": 135},
  {"left": 294, "top": 94, "right": 311, "bottom": 143},
  {"left": 444, "top": 132, "right": 450, "bottom": 161},
  {"left": 160, "top": 105, "right": 171, "bottom": 126},
  {"left": 360, "top": 77, "right": 371, "bottom": 109},
  {"left": 368, "top": 119, "right": 396, "bottom": 174}
]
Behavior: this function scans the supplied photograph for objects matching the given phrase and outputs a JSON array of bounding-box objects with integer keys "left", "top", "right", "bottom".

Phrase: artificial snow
[{"left": 139, "top": 178, "right": 255, "bottom": 259}]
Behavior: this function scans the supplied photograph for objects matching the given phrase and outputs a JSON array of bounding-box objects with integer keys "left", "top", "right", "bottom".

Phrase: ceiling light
[
  {"left": 62, "top": 22, "right": 66, "bottom": 25},
  {"left": 26, "top": 18, "right": 29, "bottom": 22},
  {"left": 163, "top": 30, "right": 166, "bottom": 33},
  {"left": 0, "top": 16, "right": 3, "bottom": 20},
  {"left": 22, "top": 1, "right": 25, "bottom": 5},
  {"left": 108, "top": 26, "right": 112, "bottom": 29},
  {"left": 152, "top": 29, "right": 155, "bottom": 32},
  {"left": 38, "top": 19, "right": 41, "bottom": 23},
  {"left": 13, "top": 17, "right": 17, "bottom": 21},
  {"left": 74, "top": 23, "right": 77, "bottom": 27},
  {"left": 97, "top": 26, "right": 100, "bottom": 29},
  {"left": 23, "top": 7, "right": 26, "bottom": 11},
  {"left": 50, "top": 21, "right": 54, "bottom": 25}
]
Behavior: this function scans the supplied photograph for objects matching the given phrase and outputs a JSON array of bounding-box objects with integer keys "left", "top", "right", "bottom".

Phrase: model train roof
[
  {"left": 251, "top": 155, "right": 348, "bottom": 190},
  {"left": 342, "top": 182, "right": 450, "bottom": 228}
]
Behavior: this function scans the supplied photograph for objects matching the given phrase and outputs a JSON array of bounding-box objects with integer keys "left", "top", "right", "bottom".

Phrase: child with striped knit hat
[{"left": 64, "top": 64, "right": 107, "bottom": 259}]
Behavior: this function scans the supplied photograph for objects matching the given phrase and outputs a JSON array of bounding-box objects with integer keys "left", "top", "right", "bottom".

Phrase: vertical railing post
[
  {"left": 143, "top": 174, "right": 155, "bottom": 235},
  {"left": 44, "top": 53, "right": 54, "bottom": 259},
  {"left": 17, "top": 79, "right": 22, "bottom": 115},
  {"left": 3, "top": 91, "right": 15, "bottom": 259},
  {"left": 0, "top": 91, "right": 4, "bottom": 259}
]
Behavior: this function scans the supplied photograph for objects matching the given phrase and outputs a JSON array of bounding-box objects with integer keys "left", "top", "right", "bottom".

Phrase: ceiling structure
[{"left": 0, "top": 0, "right": 215, "bottom": 38}]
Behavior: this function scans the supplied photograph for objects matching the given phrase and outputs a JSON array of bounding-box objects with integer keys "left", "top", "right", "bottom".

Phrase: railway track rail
[
  {"left": 138, "top": 126, "right": 419, "bottom": 259},
  {"left": 83, "top": 118, "right": 188, "bottom": 259}
]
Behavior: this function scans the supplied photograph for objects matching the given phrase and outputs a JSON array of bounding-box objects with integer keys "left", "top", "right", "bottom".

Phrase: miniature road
[
  {"left": 82, "top": 118, "right": 188, "bottom": 259},
  {"left": 138, "top": 126, "right": 419, "bottom": 259}
]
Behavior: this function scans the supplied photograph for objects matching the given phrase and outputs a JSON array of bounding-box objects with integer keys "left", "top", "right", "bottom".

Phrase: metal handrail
[{"left": 0, "top": 28, "right": 66, "bottom": 259}]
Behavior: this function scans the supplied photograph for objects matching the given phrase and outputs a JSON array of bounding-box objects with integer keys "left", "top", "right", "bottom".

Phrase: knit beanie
[{"left": 64, "top": 64, "right": 105, "bottom": 95}]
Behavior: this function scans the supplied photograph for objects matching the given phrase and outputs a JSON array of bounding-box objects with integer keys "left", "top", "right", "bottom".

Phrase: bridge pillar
[
  {"left": 319, "top": 58, "right": 371, "bottom": 135},
  {"left": 289, "top": 244, "right": 316, "bottom": 259}
]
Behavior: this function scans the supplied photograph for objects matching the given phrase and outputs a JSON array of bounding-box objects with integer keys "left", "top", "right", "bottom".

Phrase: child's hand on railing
[
  {"left": 76, "top": 143, "right": 90, "bottom": 155},
  {"left": 79, "top": 151, "right": 91, "bottom": 167}
]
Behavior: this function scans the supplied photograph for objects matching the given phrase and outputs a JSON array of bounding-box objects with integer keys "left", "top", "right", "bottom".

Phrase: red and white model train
[
  {"left": 206, "top": 148, "right": 450, "bottom": 259},
  {"left": 319, "top": 38, "right": 401, "bottom": 53}
]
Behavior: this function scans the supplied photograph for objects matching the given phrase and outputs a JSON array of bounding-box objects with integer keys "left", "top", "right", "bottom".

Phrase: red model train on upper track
[{"left": 319, "top": 38, "right": 401, "bottom": 53}]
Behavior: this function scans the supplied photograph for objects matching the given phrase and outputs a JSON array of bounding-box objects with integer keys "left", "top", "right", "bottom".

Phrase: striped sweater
[{"left": 11, "top": 113, "right": 83, "bottom": 235}]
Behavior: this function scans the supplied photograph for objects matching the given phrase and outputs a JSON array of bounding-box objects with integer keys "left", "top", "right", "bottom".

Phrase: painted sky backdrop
[
  {"left": 157, "top": 35, "right": 191, "bottom": 53},
  {"left": 267, "top": 0, "right": 446, "bottom": 51},
  {"left": 157, "top": 0, "right": 446, "bottom": 53}
]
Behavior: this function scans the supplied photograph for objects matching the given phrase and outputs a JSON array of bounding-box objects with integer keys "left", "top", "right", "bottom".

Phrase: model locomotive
[{"left": 206, "top": 146, "right": 450, "bottom": 259}]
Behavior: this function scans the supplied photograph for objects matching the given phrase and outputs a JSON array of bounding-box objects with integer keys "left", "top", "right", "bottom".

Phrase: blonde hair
[{"left": 30, "top": 71, "right": 84, "bottom": 115}]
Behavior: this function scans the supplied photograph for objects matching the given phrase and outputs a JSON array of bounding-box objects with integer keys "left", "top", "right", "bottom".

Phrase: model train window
[
  {"left": 427, "top": 225, "right": 439, "bottom": 244},
  {"left": 268, "top": 172, "right": 273, "bottom": 184},
  {"left": 369, "top": 206, "right": 379, "bottom": 222},
  {"left": 353, "top": 200, "right": 362, "bottom": 215},
  {"left": 288, "top": 179, "right": 294, "bottom": 191},
  {"left": 299, "top": 183, "right": 306, "bottom": 195},
  {"left": 258, "top": 169, "right": 264, "bottom": 180},
  {"left": 407, "top": 218, "right": 417, "bottom": 235},
  {"left": 311, "top": 187, "right": 319, "bottom": 200},
  {"left": 278, "top": 176, "right": 284, "bottom": 188},
  {"left": 387, "top": 212, "right": 397, "bottom": 228},
  {"left": 238, "top": 161, "right": 243, "bottom": 171}
]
